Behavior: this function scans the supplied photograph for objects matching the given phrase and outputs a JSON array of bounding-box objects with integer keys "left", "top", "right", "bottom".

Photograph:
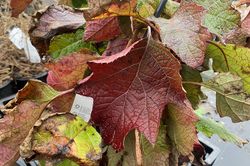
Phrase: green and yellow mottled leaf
[
  {"left": 23, "top": 114, "right": 102, "bottom": 165},
  {"left": 191, "top": 0, "right": 241, "bottom": 37},
  {"left": 203, "top": 73, "right": 250, "bottom": 122},
  {"left": 48, "top": 29, "right": 97, "bottom": 59},
  {"left": 206, "top": 42, "right": 250, "bottom": 93}
]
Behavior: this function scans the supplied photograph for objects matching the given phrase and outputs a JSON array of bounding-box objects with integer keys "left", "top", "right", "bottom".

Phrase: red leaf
[
  {"left": 46, "top": 51, "right": 98, "bottom": 91},
  {"left": 76, "top": 35, "right": 186, "bottom": 150},
  {"left": 0, "top": 101, "right": 45, "bottom": 165},
  {"left": 84, "top": 17, "right": 122, "bottom": 42},
  {"left": 10, "top": 0, "right": 32, "bottom": 17},
  {"left": 102, "top": 38, "right": 128, "bottom": 56}
]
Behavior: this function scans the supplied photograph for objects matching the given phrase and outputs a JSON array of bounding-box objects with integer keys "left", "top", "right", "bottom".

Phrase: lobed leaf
[
  {"left": 190, "top": 0, "right": 241, "bottom": 37},
  {"left": 152, "top": 2, "right": 211, "bottom": 68},
  {"left": 76, "top": 33, "right": 187, "bottom": 150}
]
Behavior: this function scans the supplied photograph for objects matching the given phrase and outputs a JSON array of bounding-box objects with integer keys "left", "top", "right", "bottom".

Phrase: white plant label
[
  {"left": 70, "top": 94, "right": 94, "bottom": 122},
  {"left": 8, "top": 27, "right": 41, "bottom": 63}
]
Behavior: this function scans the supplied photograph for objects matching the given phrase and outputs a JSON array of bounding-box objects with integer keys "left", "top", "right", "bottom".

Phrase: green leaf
[
  {"left": 203, "top": 73, "right": 250, "bottom": 122},
  {"left": 181, "top": 65, "right": 206, "bottom": 109},
  {"left": 141, "top": 125, "right": 170, "bottom": 166},
  {"left": 56, "top": 159, "right": 78, "bottom": 166},
  {"left": 167, "top": 101, "right": 197, "bottom": 156},
  {"left": 195, "top": 108, "right": 248, "bottom": 147},
  {"left": 206, "top": 42, "right": 250, "bottom": 93},
  {"left": 48, "top": 29, "right": 97, "bottom": 59},
  {"left": 191, "top": 0, "right": 240, "bottom": 36},
  {"left": 107, "top": 131, "right": 137, "bottom": 166},
  {"left": 22, "top": 114, "right": 102, "bottom": 165}
]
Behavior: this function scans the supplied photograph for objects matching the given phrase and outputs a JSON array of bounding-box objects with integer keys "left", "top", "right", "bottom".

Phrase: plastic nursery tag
[{"left": 70, "top": 94, "right": 94, "bottom": 122}]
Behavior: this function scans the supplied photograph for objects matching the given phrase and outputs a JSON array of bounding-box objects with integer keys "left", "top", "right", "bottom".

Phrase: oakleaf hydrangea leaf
[
  {"left": 191, "top": 0, "right": 241, "bottom": 37},
  {"left": 84, "top": 17, "right": 122, "bottom": 42},
  {"left": 206, "top": 42, "right": 250, "bottom": 93},
  {"left": 152, "top": 2, "right": 211, "bottom": 68},
  {"left": 48, "top": 29, "right": 97, "bottom": 59},
  {"left": 204, "top": 73, "right": 250, "bottom": 122},
  {"left": 167, "top": 100, "right": 198, "bottom": 156},
  {"left": 76, "top": 33, "right": 187, "bottom": 150},
  {"left": 46, "top": 51, "right": 99, "bottom": 91},
  {"left": 31, "top": 5, "right": 85, "bottom": 39},
  {"left": 23, "top": 114, "right": 102, "bottom": 165},
  {"left": 0, "top": 101, "right": 46, "bottom": 166}
]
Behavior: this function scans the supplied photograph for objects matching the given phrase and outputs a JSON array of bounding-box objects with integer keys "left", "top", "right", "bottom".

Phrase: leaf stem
[{"left": 206, "top": 40, "right": 230, "bottom": 71}]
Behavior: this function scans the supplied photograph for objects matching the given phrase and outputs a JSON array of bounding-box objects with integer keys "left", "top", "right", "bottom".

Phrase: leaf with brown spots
[{"left": 46, "top": 51, "right": 98, "bottom": 91}]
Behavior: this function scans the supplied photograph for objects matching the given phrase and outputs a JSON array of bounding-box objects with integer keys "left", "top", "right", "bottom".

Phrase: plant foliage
[{"left": 2, "top": 0, "right": 250, "bottom": 165}]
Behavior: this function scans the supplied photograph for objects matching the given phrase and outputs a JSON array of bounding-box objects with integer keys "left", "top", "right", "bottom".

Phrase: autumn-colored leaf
[
  {"left": 76, "top": 32, "right": 186, "bottom": 150},
  {"left": 49, "top": 92, "right": 75, "bottom": 113},
  {"left": 10, "top": 0, "right": 33, "bottom": 17},
  {"left": 206, "top": 42, "right": 250, "bottom": 93},
  {"left": 0, "top": 101, "right": 46, "bottom": 166},
  {"left": 84, "top": 0, "right": 137, "bottom": 19},
  {"left": 15, "top": 80, "right": 59, "bottom": 104},
  {"left": 137, "top": 0, "right": 179, "bottom": 18},
  {"left": 31, "top": 5, "right": 85, "bottom": 39},
  {"left": 167, "top": 100, "right": 197, "bottom": 156},
  {"left": 46, "top": 51, "right": 98, "bottom": 91},
  {"left": 21, "top": 114, "right": 102, "bottom": 165},
  {"left": 190, "top": 0, "right": 241, "bottom": 37},
  {"left": 102, "top": 38, "right": 128, "bottom": 56},
  {"left": 152, "top": 2, "right": 211, "bottom": 68},
  {"left": 48, "top": 29, "right": 97, "bottom": 59},
  {"left": 203, "top": 73, "right": 250, "bottom": 122},
  {"left": 84, "top": 17, "right": 122, "bottom": 42},
  {"left": 242, "top": 13, "right": 250, "bottom": 34}
]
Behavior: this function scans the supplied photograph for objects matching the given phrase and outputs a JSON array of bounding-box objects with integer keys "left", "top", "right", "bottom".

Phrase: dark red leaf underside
[
  {"left": 84, "top": 17, "right": 122, "bottom": 42},
  {"left": 102, "top": 38, "right": 128, "bottom": 56}
]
